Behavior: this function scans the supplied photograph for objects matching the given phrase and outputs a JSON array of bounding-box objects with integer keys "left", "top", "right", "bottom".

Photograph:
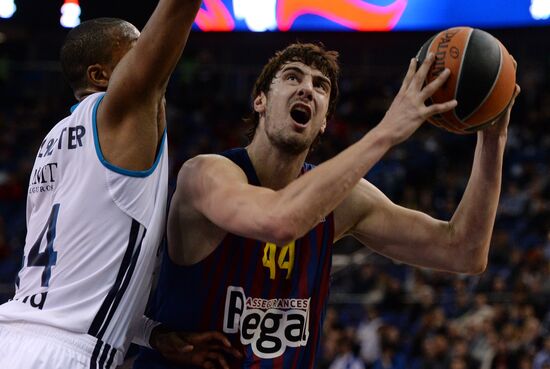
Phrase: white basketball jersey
[{"left": 0, "top": 92, "right": 168, "bottom": 366}]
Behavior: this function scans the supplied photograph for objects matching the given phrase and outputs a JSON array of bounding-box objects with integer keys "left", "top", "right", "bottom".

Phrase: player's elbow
[
  {"left": 446, "top": 224, "right": 490, "bottom": 275},
  {"left": 267, "top": 223, "right": 298, "bottom": 246},
  {"left": 471, "top": 259, "right": 488, "bottom": 274},
  {"left": 453, "top": 242, "right": 489, "bottom": 275},
  {"left": 262, "top": 216, "right": 299, "bottom": 246},
  {"left": 458, "top": 257, "right": 488, "bottom": 275},
  {"left": 468, "top": 248, "right": 489, "bottom": 274}
]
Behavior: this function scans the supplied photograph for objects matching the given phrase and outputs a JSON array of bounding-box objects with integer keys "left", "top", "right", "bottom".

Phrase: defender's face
[
  {"left": 255, "top": 62, "right": 332, "bottom": 154},
  {"left": 82, "top": 23, "right": 140, "bottom": 95}
]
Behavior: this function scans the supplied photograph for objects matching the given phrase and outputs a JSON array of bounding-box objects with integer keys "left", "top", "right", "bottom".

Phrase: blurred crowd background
[{"left": 0, "top": 25, "right": 548, "bottom": 369}]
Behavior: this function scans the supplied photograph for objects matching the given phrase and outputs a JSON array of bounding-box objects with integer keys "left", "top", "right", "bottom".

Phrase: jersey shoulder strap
[{"left": 218, "top": 148, "right": 261, "bottom": 186}]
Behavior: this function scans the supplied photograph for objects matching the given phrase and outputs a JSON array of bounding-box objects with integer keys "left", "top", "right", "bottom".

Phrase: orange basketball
[{"left": 416, "top": 27, "right": 516, "bottom": 134}]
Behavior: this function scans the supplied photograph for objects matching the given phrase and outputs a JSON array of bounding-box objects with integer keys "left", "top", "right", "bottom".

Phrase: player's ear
[
  {"left": 87, "top": 64, "right": 110, "bottom": 89},
  {"left": 253, "top": 92, "right": 267, "bottom": 114},
  {"left": 320, "top": 118, "right": 327, "bottom": 134}
]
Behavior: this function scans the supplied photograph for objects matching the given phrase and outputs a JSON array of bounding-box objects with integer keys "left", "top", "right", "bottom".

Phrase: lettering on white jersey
[
  {"left": 29, "top": 125, "right": 86, "bottom": 195},
  {"left": 0, "top": 93, "right": 168, "bottom": 364},
  {"left": 11, "top": 292, "right": 48, "bottom": 310},
  {"left": 36, "top": 125, "right": 86, "bottom": 159},
  {"left": 29, "top": 163, "right": 58, "bottom": 194},
  {"left": 223, "top": 286, "right": 310, "bottom": 359}
]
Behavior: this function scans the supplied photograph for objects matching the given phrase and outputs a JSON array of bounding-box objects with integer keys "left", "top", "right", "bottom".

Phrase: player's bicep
[
  {"left": 99, "top": 57, "right": 160, "bottom": 126},
  {"left": 334, "top": 179, "right": 382, "bottom": 241},
  {"left": 337, "top": 180, "right": 454, "bottom": 269},
  {"left": 100, "top": 0, "right": 201, "bottom": 123},
  {"left": 177, "top": 155, "right": 282, "bottom": 242}
]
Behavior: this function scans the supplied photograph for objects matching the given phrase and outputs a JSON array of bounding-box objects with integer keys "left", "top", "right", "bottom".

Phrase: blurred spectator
[
  {"left": 329, "top": 335, "right": 365, "bottom": 369},
  {"left": 357, "top": 305, "right": 383, "bottom": 365},
  {"left": 534, "top": 337, "right": 550, "bottom": 369},
  {"left": 371, "top": 325, "right": 406, "bottom": 369}
]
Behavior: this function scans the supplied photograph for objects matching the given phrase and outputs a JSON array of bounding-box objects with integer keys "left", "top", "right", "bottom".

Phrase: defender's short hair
[{"left": 60, "top": 18, "right": 135, "bottom": 92}]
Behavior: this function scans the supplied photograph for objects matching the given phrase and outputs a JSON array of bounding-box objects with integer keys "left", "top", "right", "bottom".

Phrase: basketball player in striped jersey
[
  {"left": 0, "top": 1, "right": 236, "bottom": 368},
  {"left": 135, "top": 43, "right": 520, "bottom": 368}
]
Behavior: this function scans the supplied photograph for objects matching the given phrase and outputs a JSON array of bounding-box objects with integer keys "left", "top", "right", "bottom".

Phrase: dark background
[{"left": 0, "top": 2, "right": 549, "bottom": 368}]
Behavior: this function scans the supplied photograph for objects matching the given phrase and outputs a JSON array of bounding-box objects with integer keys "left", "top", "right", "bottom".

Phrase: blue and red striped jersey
[{"left": 134, "top": 148, "right": 334, "bottom": 369}]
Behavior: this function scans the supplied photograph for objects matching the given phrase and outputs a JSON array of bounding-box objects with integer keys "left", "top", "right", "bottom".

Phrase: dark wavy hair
[
  {"left": 60, "top": 17, "right": 135, "bottom": 93},
  {"left": 244, "top": 42, "right": 340, "bottom": 142}
]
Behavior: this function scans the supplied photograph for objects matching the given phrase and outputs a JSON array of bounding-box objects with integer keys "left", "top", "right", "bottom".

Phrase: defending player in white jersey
[{"left": 0, "top": 1, "right": 236, "bottom": 369}]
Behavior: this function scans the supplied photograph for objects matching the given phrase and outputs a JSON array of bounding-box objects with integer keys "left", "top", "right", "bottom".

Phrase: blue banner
[{"left": 192, "top": 0, "right": 550, "bottom": 32}]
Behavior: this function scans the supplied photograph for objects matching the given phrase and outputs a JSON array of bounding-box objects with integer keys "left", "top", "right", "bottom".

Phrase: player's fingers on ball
[
  {"left": 412, "top": 52, "right": 434, "bottom": 89},
  {"left": 420, "top": 68, "right": 450, "bottom": 100},
  {"left": 510, "top": 55, "right": 517, "bottom": 69},
  {"left": 500, "top": 109, "right": 512, "bottom": 123},
  {"left": 203, "top": 360, "right": 214, "bottom": 369},
  {"left": 507, "top": 84, "right": 521, "bottom": 109},
  {"left": 514, "top": 84, "right": 521, "bottom": 98},
  {"left": 426, "top": 100, "right": 457, "bottom": 117},
  {"left": 399, "top": 58, "right": 417, "bottom": 93}
]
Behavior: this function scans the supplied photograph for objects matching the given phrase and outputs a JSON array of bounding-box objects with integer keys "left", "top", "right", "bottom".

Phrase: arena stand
[{"left": 0, "top": 29, "right": 548, "bottom": 369}]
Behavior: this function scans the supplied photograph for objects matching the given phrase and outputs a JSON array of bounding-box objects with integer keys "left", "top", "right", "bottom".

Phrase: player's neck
[
  {"left": 246, "top": 141, "right": 307, "bottom": 190},
  {"left": 75, "top": 86, "right": 106, "bottom": 101}
]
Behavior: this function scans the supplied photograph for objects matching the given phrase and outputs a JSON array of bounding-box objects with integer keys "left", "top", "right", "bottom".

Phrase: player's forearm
[
  {"left": 121, "top": 0, "right": 202, "bottom": 94},
  {"left": 448, "top": 131, "right": 507, "bottom": 273},
  {"left": 273, "top": 126, "right": 395, "bottom": 242}
]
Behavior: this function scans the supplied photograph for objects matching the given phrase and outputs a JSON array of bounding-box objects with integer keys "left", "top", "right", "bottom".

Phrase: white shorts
[{"left": 0, "top": 321, "right": 111, "bottom": 369}]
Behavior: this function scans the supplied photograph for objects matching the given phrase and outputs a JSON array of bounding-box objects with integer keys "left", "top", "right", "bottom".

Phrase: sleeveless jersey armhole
[{"left": 92, "top": 94, "right": 167, "bottom": 178}]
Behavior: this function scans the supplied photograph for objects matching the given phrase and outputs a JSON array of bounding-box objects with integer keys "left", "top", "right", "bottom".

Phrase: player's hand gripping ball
[{"left": 416, "top": 26, "right": 516, "bottom": 134}]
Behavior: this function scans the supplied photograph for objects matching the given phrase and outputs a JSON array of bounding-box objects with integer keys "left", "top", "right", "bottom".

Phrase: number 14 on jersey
[{"left": 262, "top": 241, "right": 295, "bottom": 280}]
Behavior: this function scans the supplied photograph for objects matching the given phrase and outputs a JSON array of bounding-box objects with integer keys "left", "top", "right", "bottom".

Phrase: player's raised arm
[
  {"left": 105, "top": 0, "right": 202, "bottom": 106},
  {"left": 334, "top": 85, "right": 520, "bottom": 275},
  {"left": 172, "top": 54, "right": 456, "bottom": 251},
  {"left": 96, "top": 0, "right": 203, "bottom": 171}
]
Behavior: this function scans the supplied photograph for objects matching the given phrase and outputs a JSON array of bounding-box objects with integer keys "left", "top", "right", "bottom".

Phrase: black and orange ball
[{"left": 416, "top": 26, "right": 516, "bottom": 134}]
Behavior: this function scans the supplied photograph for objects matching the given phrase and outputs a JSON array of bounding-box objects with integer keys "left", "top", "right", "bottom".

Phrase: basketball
[{"left": 416, "top": 27, "right": 516, "bottom": 134}]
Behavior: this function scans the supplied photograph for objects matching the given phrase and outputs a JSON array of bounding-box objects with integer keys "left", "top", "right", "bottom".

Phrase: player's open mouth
[{"left": 290, "top": 103, "right": 312, "bottom": 126}]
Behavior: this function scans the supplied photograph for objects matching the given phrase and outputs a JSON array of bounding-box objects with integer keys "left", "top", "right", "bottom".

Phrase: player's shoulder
[
  {"left": 47, "top": 92, "right": 104, "bottom": 131},
  {"left": 45, "top": 115, "right": 72, "bottom": 135},
  {"left": 178, "top": 154, "right": 246, "bottom": 183},
  {"left": 72, "top": 92, "right": 105, "bottom": 113},
  {"left": 179, "top": 153, "right": 238, "bottom": 173}
]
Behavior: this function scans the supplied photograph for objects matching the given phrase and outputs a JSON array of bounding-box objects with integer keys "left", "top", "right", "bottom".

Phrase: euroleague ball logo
[
  {"left": 223, "top": 286, "right": 311, "bottom": 358},
  {"left": 450, "top": 46, "right": 460, "bottom": 59}
]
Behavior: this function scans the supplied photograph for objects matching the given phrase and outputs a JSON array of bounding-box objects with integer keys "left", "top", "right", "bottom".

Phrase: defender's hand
[{"left": 151, "top": 326, "right": 242, "bottom": 369}]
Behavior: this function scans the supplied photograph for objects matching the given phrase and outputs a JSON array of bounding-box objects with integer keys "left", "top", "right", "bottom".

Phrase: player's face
[
  {"left": 256, "top": 62, "right": 332, "bottom": 154},
  {"left": 84, "top": 25, "right": 140, "bottom": 93}
]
